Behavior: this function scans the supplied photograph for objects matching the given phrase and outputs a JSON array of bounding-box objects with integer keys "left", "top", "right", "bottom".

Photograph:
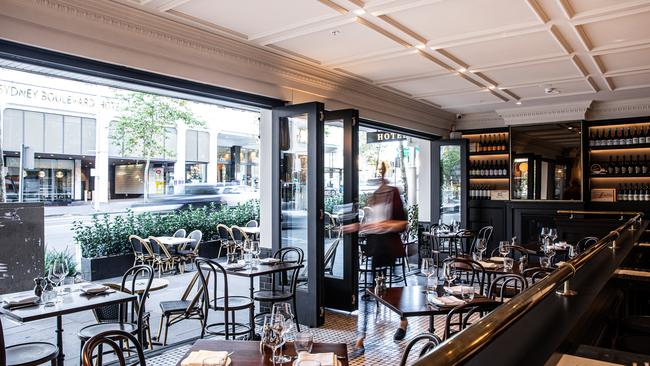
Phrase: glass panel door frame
[
  {"left": 271, "top": 102, "right": 325, "bottom": 327},
  {"left": 323, "top": 109, "right": 359, "bottom": 312},
  {"left": 432, "top": 139, "right": 469, "bottom": 228}
]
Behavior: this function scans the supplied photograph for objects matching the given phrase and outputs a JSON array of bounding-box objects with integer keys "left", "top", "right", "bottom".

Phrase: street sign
[{"left": 366, "top": 131, "right": 407, "bottom": 143}]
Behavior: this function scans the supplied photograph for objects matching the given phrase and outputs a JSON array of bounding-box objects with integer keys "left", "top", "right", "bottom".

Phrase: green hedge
[{"left": 74, "top": 200, "right": 260, "bottom": 258}]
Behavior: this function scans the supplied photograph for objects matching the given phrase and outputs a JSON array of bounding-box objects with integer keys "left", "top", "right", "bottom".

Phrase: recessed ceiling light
[
  {"left": 352, "top": 8, "right": 366, "bottom": 15},
  {"left": 330, "top": 30, "right": 341, "bottom": 37},
  {"left": 516, "top": 101, "right": 522, "bottom": 105},
  {"left": 458, "top": 68, "right": 467, "bottom": 73},
  {"left": 488, "top": 85, "right": 496, "bottom": 90},
  {"left": 415, "top": 44, "right": 426, "bottom": 50}
]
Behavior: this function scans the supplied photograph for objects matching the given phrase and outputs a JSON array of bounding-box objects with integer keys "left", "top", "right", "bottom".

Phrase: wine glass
[
  {"left": 498, "top": 241, "right": 510, "bottom": 258},
  {"left": 421, "top": 258, "right": 437, "bottom": 294},
  {"left": 261, "top": 315, "right": 284, "bottom": 366},
  {"left": 270, "top": 303, "right": 294, "bottom": 364},
  {"left": 443, "top": 262, "right": 457, "bottom": 290},
  {"left": 475, "top": 239, "right": 487, "bottom": 261},
  {"left": 251, "top": 241, "right": 261, "bottom": 258},
  {"left": 548, "top": 228, "right": 558, "bottom": 244},
  {"left": 421, "top": 258, "right": 434, "bottom": 277},
  {"left": 49, "top": 259, "right": 67, "bottom": 297},
  {"left": 539, "top": 227, "right": 549, "bottom": 249}
]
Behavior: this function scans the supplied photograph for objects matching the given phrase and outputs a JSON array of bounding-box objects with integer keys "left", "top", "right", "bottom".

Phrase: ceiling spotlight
[
  {"left": 544, "top": 87, "right": 560, "bottom": 95},
  {"left": 352, "top": 8, "right": 366, "bottom": 15},
  {"left": 330, "top": 30, "right": 341, "bottom": 36},
  {"left": 415, "top": 44, "right": 426, "bottom": 50},
  {"left": 488, "top": 85, "right": 496, "bottom": 90},
  {"left": 516, "top": 101, "right": 522, "bottom": 105},
  {"left": 458, "top": 67, "right": 467, "bottom": 73}
]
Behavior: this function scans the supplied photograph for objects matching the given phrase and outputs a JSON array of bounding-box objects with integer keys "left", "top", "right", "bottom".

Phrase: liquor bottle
[
  {"left": 479, "top": 135, "right": 484, "bottom": 152},
  {"left": 633, "top": 127, "right": 640, "bottom": 145},
  {"left": 501, "top": 134, "right": 507, "bottom": 151},
  {"left": 614, "top": 156, "right": 621, "bottom": 175},
  {"left": 618, "top": 128, "right": 625, "bottom": 145},
  {"left": 645, "top": 185, "right": 650, "bottom": 201},
  {"left": 641, "top": 126, "right": 648, "bottom": 145},
  {"left": 607, "top": 156, "right": 614, "bottom": 175},
  {"left": 621, "top": 156, "right": 628, "bottom": 175},
  {"left": 635, "top": 155, "right": 642, "bottom": 175},
  {"left": 633, "top": 184, "right": 640, "bottom": 201},
  {"left": 643, "top": 155, "right": 649, "bottom": 174}
]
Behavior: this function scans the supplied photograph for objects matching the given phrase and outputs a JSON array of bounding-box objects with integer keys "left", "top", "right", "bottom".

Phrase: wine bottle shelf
[
  {"left": 470, "top": 176, "right": 509, "bottom": 179},
  {"left": 589, "top": 143, "right": 650, "bottom": 151},
  {"left": 590, "top": 174, "right": 650, "bottom": 179},
  {"left": 469, "top": 151, "right": 509, "bottom": 156}
]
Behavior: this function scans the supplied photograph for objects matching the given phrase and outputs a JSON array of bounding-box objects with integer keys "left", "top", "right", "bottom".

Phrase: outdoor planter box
[{"left": 81, "top": 253, "right": 135, "bottom": 281}]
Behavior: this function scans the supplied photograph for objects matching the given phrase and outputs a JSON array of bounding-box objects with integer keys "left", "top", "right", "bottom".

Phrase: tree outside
[{"left": 110, "top": 91, "right": 204, "bottom": 201}]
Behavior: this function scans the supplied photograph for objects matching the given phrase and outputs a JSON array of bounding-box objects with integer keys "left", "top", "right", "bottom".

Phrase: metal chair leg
[{"left": 293, "top": 297, "right": 301, "bottom": 332}]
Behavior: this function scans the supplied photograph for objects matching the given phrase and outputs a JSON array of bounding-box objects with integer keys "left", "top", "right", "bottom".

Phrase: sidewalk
[{"left": 44, "top": 198, "right": 143, "bottom": 217}]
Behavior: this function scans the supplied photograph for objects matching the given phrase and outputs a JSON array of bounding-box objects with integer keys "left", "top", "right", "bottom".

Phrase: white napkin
[
  {"left": 553, "top": 242, "right": 569, "bottom": 249},
  {"left": 476, "top": 260, "right": 499, "bottom": 269},
  {"left": 443, "top": 285, "right": 474, "bottom": 296},
  {"left": 429, "top": 295, "right": 465, "bottom": 307},
  {"left": 4, "top": 294, "right": 39, "bottom": 306},
  {"left": 80, "top": 283, "right": 108, "bottom": 294},
  {"left": 297, "top": 352, "right": 336, "bottom": 366},
  {"left": 489, "top": 257, "right": 505, "bottom": 262},
  {"left": 181, "top": 351, "right": 229, "bottom": 366},
  {"left": 259, "top": 258, "right": 280, "bottom": 264}
]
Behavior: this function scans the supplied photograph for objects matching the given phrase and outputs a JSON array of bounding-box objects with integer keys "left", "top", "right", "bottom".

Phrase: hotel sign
[
  {"left": 0, "top": 80, "right": 121, "bottom": 110},
  {"left": 366, "top": 131, "right": 407, "bottom": 143}
]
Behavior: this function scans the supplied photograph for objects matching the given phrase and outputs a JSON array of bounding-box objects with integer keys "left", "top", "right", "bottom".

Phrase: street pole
[{"left": 18, "top": 144, "right": 24, "bottom": 203}]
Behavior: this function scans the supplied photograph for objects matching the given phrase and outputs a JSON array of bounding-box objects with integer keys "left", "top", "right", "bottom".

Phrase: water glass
[
  {"left": 519, "top": 256, "right": 528, "bottom": 273},
  {"left": 294, "top": 331, "right": 314, "bottom": 353},
  {"left": 499, "top": 241, "right": 510, "bottom": 257},
  {"left": 251, "top": 241, "right": 261, "bottom": 258},
  {"left": 426, "top": 274, "right": 437, "bottom": 294},
  {"left": 476, "top": 239, "right": 487, "bottom": 260},
  {"left": 540, "top": 256, "right": 551, "bottom": 268},
  {"left": 503, "top": 257, "right": 514, "bottom": 272},
  {"left": 461, "top": 286, "right": 475, "bottom": 302},
  {"left": 243, "top": 252, "right": 253, "bottom": 267},
  {"left": 548, "top": 228, "right": 558, "bottom": 243}
]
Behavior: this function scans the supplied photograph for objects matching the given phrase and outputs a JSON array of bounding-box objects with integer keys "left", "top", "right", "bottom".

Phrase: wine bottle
[
  {"left": 643, "top": 155, "right": 649, "bottom": 174},
  {"left": 633, "top": 184, "right": 640, "bottom": 201},
  {"left": 621, "top": 156, "right": 628, "bottom": 175},
  {"left": 607, "top": 156, "right": 614, "bottom": 175},
  {"left": 635, "top": 155, "right": 642, "bottom": 175},
  {"left": 614, "top": 156, "right": 621, "bottom": 175},
  {"left": 633, "top": 127, "right": 639, "bottom": 144},
  {"left": 645, "top": 185, "right": 650, "bottom": 201}
]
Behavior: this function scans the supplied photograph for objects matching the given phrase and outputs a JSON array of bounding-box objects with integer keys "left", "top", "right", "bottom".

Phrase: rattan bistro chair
[
  {"left": 253, "top": 247, "right": 304, "bottom": 332},
  {"left": 148, "top": 237, "right": 178, "bottom": 277},
  {"left": 156, "top": 271, "right": 206, "bottom": 346},
  {"left": 129, "top": 235, "right": 152, "bottom": 267},
  {"left": 216, "top": 224, "right": 233, "bottom": 258},
  {"left": 196, "top": 257, "right": 254, "bottom": 339},
  {"left": 177, "top": 230, "right": 203, "bottom": 271},
  {"left": 81, "top": 330, "right": 146, "bottom": 366},
  {"left": 1, "top": 316, "right": 58, "bottom": 366},
  {"left": 173, "top": 229, "right": 187, "bottom": 238}
]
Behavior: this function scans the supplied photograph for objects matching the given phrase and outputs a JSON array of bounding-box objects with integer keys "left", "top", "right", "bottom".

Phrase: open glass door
[
  {"left": 322, "top": 109, "right": 359, "bottom": 312},
  {"left": 272, "top": 102, "right": 325, "bottom": 327},
  {"left": 432, "top": 139, "right": 469, "bottom": 227}
]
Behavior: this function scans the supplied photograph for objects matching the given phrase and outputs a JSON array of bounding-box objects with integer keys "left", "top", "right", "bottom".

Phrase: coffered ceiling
[{"left": 115, "top": 0, "right": 650, "bottom": 115}]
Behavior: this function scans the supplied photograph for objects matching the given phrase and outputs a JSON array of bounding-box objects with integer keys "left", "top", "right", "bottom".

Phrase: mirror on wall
[{"left": 510, "top": 123, "right": 582, "bottom": 200}]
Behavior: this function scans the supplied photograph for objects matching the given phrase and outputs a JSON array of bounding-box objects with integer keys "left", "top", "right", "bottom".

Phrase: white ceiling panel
[
  {"left": 440, "top": 31, "right": 567, "bottom": 68},
  {"left": 567, "top": 0, "right": 641, "bottom": 14},
  {"left": 482, "top": 59, "right": 583, "bottom": 86},
  {"left": 609, "top": 71, "right": 650, "bottom": 89},
  {"left": 338, "top": 51, "right": 446, "bottom": 81},
  {"left": 386, "top": 0, "right": 539, "bottom": 42},
  {"left": 581, "top": 10, "right": 650, "bottom": 48},
  {"left": 424, "top": 91, "right": 504, "bottom": 108},
  {"left": 508, "top": 79, "right": 595, "bottom": 99},
  {"left": 272, "top": 22, "right": 403, "bottom": 63},
  {"left": 597, "top": 47, "right": 650, "bottom": 73},
  {"left": 388, "top": 74, "right": 479, "bottom": 96},
  {"left": 173, "top": 0, "right": 338, "bottom": 38}
]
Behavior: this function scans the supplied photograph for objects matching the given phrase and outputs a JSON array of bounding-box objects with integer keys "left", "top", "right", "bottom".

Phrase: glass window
[
  {"left": 24, "top": 111, "right": 44, "bottom": 153},
  {"left": 217, "top": 132, "right": 260, "bottom": 189},
  {"left": 185, "top": 163, "right": 207, "bottom": 183},
  {"left": 63, "top": 115, "right": 81, "bottom": 155},
  {"left": 2, "top": 109, "right": 23, "bottom": 152},
  {"left": 44, "top": 113, "right": 64, "bottom": 154},
  {"left": 4, "top": 157, "right": 74, "bottom": 202}
]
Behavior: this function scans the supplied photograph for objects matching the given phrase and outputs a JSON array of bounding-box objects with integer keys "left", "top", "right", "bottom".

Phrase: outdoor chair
[
  {"left": 156, "top": 271, "right": 206, "bottom": 346},
  {"left": 323, "top": 211, "right": 336, "bottom": 238},
  {"left": 177, "top": 230, "right": 203, "bottom": 271},
  {"left": 196, "top": 257, "right": 254, "bottom": 340},
  {"left": 230, "top": 225, "right": 249, "bottom": 255},
  {"left": 173, "top": 229, "right": 186, "bottom": 238},
  {"left": 78, "top": 265, "right": 153, "bottom": 363},
  {"left": 81, "top": 330, "right": 146, "bottom": 366},
  {"left": 245, "top": 220, "right": 258, "bottom": 227},
  {"left": 148, "top": 237, "right": 178, "bottom": 277},
  {"left": 1, "top": 316, "right": 58, "bottom": 366},
  {"left": 129, "top": 235, "right": 152, "bottom": 267},
  {"left": 216, "top": 224, "right": 233, "bottom": 258},
  {"left": 253, "top": 247, "right": 304, "bottom": 332},
  {"left": 399, "top": 333, "right": 442, "bottom": 366}
]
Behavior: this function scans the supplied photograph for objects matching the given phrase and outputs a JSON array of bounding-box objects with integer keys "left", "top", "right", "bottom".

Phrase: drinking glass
[
  {"left": 49, "top": 260, "right": 67, "bottom": 297},
  {"left": 271, "top": 303, "right": 294, "bottom": 363},
  {"left": 251, "top": 241, "right": 261, "bottom": 258},
  {"left": 421, "top": 258, "right": 434, "bottom": 277},
  {"left": 503, "top": 257, "right": 514, "bottom": 272},
  {"left": 540, "top": 227, "right": 549, "bottom": 243},
  {"left": 461, "top": 285, "right": 475, "bottom": 302},
  {"left": 294, "top": 331, "right": 314, "bottom": 353},
  {"left": 475, "top": 239, "right": 487, "bottom": 261},
  {"left": 540, "top": 256, "right": 551, "bottom": 268},
  {"left": 498, "top": 241, "right": 510, "bottom": 258},
  {"left": 548, "top": 228, "right": 558, "bottom": 244},
  {"left": 519, "top": 256, "right": 528, "bottom": 273},
  {"left": 443, "top": 262, "right": 457, "bottom": 289},
  {"left": 261, "top": 315, "right": 284, "bottom": 366}
]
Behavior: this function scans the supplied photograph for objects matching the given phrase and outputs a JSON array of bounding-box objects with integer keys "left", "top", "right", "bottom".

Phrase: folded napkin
[
  {"left": 489, "top": 256, "right": 505, "bottom": 262},
  {"left": 476, "top": 260, "right": 499, "bottom": 269},
  {"left": 80, "top": 283, "right": 108, "bottom": 294},
  {"left": 553, "top": 242, "right": 570, "bottom": 249},
  {"left": 297, "top": 352, "right": 336, "bottom": 366},
  {"left": 181, "top": 351, "right": 229, "bottom": 366},
  {"left": 4, "top": 294, "right": 39, "bottom": 306},
  {"left": 260, "top": 258, "right": 280, "bottom": 264},
  {"left": 429, "top": 295, "right": 465, "bottom": 307},
  {"left": 443, "top": 285, "right": 475, "bottom": 296}
]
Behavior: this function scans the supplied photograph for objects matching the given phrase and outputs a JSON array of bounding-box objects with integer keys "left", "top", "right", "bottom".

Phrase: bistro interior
[{"left": 2, "top": 0, "right": 650, "bottom": 366}]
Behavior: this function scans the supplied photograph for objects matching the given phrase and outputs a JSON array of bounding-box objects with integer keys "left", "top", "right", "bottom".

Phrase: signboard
[{"left": 366, "top": 131, "right": 407, "bottom": 143}]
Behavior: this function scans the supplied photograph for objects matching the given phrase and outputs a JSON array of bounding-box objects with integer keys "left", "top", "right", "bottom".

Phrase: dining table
[
  {"left": 0, "top": 283, "right": 137, "bottom": 366},
  {"left": 152, "top": 236, "right": 196, "bottom": 248},
  {"left": 176, "top": 339, "right": 349, "bottom": 366},
  {"left": 202, "top": 260, "right": 304, "bottom": 339}
]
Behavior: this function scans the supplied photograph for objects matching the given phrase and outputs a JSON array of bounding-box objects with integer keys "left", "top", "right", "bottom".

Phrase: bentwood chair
[
  {"left": 196, "top": 257, "right": 254, "bottom": 339},
  {"left": 469, "top": 226, "right": 493, "bottom": 253},
  {"left": 444, "top": 302, "right": 499, "bottom": 340},
  {"left": 81, "top": 330, "right": 146, "bottom": 366},
  {"left": 253, "top": 247, "right": 304, "bottom": 332},
  {"left": 1, "top": 316, "right": 58, "bottom": 366},
  {"left": 78, "top": 265, "right": 153, "bottom": 363},
  {"left": 129, "top": 235, "right": 152, "bottom": 267},
  {"left": 399, "top": 333, "right": 442, "bottom": 366},
  {"left": 487, "top": 274, "right": 527, "bottom": 302},
  {"left": 442, "top": 257, "right": 487, "bottom": 295},
  {"left": 577, "top": 236, "right": 599, "bottom": 254},
  {"left": 157, "top": 271, "right": 206, "bottom": 346},
  {"left": 522, "top": 267, "right": 554, "bottom": 284},
  {"left": 177, "top": 230, "right": 203, "bottom": 270},
  {"left": 216, "top": 224, "right": 233, "bottom": 258},
  {"left": 148, "top": 237, "right": 178, "bottom": 277}
]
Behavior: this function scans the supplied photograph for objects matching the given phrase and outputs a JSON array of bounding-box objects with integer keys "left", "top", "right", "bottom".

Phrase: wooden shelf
[
  {"left": 589, "top": 143, "right": 650, "bottom": 151},
  {"left": 469, "top": 151, "right": 509, "bottom": 156},
  {"left": 590, "top": 174, "right": 650, "bottom": 179},
  {"left": 470, "top": 176, "right": 509, "bottom": 179}
]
